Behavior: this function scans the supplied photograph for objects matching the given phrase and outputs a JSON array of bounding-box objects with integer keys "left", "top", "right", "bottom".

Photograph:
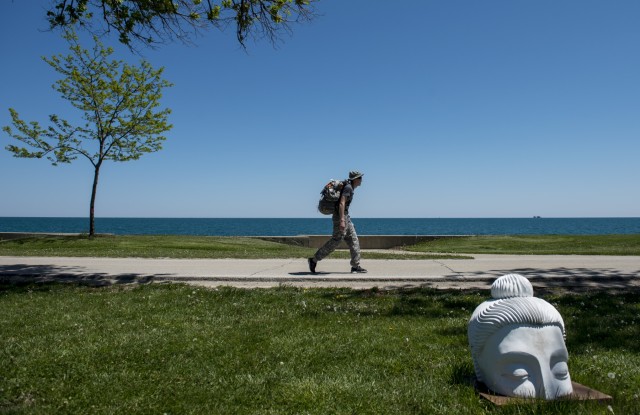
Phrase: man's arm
[{"left": 338, "top": 195, "right": 347, "bottom": 233}]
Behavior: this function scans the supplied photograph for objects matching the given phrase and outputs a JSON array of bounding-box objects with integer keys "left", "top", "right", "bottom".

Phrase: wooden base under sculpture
[{"left": 475, "top": 379, "right": 613, "bottom": 406}]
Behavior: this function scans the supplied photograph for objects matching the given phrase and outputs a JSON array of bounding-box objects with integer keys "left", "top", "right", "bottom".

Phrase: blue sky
[{"left": 1, "top": 0, "right": 639, "bottom": 218}]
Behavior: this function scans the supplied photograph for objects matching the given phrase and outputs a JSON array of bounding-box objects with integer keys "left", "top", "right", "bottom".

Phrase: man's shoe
[
  {"left": 308, "top": 258, "right": 317, "bottom": 273},
  {"left": 351, "top": 265, "right": 367, "bottom": 273}
]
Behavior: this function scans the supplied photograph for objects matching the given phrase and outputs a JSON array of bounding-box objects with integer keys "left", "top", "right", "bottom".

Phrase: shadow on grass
[
  {"left": 459, "top": 266, "right": 640, "bottom": 293},
  {"left": 296, "top": 265, "right": 640, "bottom": 294},
  {"left": 552, "top": 291, "right": 640, "bottom": 354},
  {"left": 0, "top": 263, "right": 154, "bottom": 289},
  {"left": 326, "top": 285, "right": 640, "bottom": 355},
  {"left": 321, "top": 287, "right": 484, "bottom": 319},
  {"left": 449, "top": 360, "right": 476, "bottom": 387}
]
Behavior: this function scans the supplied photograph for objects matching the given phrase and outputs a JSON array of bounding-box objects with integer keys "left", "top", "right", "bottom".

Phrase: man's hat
[{"left": 349, "top": 170, "right": 364, "bottom": 181}]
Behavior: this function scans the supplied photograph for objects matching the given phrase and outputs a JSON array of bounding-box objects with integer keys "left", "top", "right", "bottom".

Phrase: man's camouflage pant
[{"left": 313, "top": 214, "right": 361, "bottom": 267}]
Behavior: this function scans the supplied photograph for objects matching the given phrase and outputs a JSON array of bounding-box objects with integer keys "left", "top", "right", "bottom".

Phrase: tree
[
  {"left": 3, "top": 30, "right": 173, "bottom": 236},
  {"left": 46, "top": 0, "right": 317, "bottom": 48}
]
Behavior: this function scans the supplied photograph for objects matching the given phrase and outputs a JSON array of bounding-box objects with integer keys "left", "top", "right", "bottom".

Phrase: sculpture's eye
[
  {"left": 503, "top": 368, "right": 529, "bottom": 381},
  {"left": 552, "top": 362, "right": 569, "bottom": 380}
]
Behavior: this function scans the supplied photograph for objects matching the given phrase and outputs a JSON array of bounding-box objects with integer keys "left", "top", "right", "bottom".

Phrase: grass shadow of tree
[
  {"left": 0, "top": 263, "right": 154, "bottom": 291},
  {"left": 551, "top": 291, "right": 640, "bottom": 354}
]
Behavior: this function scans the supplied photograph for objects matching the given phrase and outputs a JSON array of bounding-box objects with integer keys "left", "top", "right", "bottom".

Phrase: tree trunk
[{"left": 89, "top": 165, "right": 101, "bottom": 237}]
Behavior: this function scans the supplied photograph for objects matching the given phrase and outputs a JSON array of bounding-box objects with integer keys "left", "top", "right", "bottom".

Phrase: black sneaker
[
  {"left": 351, "top": 265, "right": 367, "bottom": 273},
  {"left": 308, "top": 258, "right": 317, "bottom": 274}
]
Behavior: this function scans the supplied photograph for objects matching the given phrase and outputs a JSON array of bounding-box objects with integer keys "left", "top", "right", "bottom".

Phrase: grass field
[
  {"left": 1, "top": 283, "right": 639, "bottom": 414},
  {"left": 0, "top": 235, "right": 467, "bottom": 259},
  {"left": 407, "top": 235, "right": 640, "bottom": 256},
  {"left": 1, "top": 234, "right": 639, "bottom": 258}
]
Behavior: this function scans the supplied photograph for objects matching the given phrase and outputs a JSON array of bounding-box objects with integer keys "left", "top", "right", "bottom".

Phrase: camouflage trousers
[{"left": 313, "top": 214, "right": 361, "bottom": 267}]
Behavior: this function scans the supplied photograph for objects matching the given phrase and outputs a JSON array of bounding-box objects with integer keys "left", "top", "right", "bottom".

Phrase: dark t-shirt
[{"left": 340, "top": 182, "right": 354, "bottom": 214}]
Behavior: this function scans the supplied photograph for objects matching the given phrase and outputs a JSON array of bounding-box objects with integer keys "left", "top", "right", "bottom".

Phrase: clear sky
[{"left": 1, "top": 1, "right": 639, "bottom": 218}]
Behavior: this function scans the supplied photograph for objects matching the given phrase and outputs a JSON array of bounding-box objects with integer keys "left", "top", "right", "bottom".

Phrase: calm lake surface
[{"left": 1, "top": 217, "right": 639, "bottom": 236}]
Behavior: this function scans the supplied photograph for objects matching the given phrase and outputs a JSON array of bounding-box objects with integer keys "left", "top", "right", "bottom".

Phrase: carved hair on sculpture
[{"left": 468, "top": 274, "right": 573, "bottom": 400}]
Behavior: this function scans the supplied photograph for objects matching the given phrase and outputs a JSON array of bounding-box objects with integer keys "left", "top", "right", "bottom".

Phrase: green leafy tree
[
  {"left": 47, "top": 0, "right": 317, "bottom": 48},
  {"left": 3, "top": 30, "right": 173, "bottom": 236}
]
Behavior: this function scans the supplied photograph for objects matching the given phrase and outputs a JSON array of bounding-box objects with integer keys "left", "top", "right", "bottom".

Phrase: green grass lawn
[
  {"left": 1, "top": 234, "right": 640, "bottom": 258},
  {"left": 406, "top": 235, "right": 640, "bottom": 256},
  {"left": 1, "top": 283, "right": 639, "bottom": 414},
  {"left": 0, "top": 235, "right": 468, "bottom": 259}
]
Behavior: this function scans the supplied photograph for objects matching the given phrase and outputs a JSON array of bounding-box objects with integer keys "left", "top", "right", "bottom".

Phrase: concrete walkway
[{"left": 1, "top": 255, "right": 639, "bottom": 291}]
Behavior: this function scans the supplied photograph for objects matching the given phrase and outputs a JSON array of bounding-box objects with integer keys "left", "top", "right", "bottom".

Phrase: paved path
[{"left": 1, "top": 255, "right": 639, "bottom": 291}]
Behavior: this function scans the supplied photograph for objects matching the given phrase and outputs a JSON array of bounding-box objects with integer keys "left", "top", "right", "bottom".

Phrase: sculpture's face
[{"left": 478, "top": 324, "right": 573, "bottom": 400}]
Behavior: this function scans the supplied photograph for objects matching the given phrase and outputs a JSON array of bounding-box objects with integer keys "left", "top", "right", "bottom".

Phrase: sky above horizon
[{"left": 1, "top": 1, "right": 639, "bottom": 218}]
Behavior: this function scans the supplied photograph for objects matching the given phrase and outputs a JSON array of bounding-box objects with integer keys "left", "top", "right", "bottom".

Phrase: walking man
[{"left": 308, "top": 171, "right": 367, "bottom": 274}]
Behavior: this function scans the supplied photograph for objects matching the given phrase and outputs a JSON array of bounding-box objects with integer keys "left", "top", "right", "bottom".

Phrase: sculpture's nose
[
  {"left": 540, "top": 369, "right": 557, "bottom": 400},
  {"left": 529, "top": 364, "right": 551, "bottom": 399}
]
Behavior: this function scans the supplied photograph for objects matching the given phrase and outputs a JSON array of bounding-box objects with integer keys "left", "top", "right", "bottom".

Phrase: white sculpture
[{"left": 468, "top": 274, "right": 573, "bottom": 400}]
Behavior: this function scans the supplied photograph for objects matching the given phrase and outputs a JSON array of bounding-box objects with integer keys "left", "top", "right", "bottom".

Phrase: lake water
[{"left": 1, "top": 217, "right": 639, "bottom": 236}]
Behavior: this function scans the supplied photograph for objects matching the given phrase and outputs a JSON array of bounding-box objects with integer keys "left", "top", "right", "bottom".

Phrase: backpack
[{"left": 317, "top": 179, "right": 346, "bottom": 215}]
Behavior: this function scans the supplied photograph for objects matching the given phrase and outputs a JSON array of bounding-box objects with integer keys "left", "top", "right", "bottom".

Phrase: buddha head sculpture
[{"left": 467, "top": 274, "right": 573, "bottom": 400}]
